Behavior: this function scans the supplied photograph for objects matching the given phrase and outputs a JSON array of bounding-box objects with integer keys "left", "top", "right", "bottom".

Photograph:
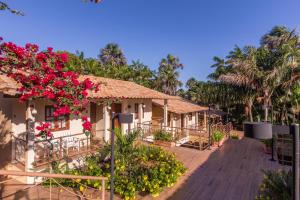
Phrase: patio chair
[{"left": 61, "top": 133, "right": 80, "bottom": 155}]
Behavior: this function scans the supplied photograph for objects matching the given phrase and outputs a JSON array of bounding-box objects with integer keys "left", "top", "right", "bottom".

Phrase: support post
[
  {"left": 103, "top": 105, "right": 110, "bottom": 142},
  {"left": 195, "top": 112, "right": 199, "bottom": 128},
  {"left": 163, "top": 99, "right": 168, "bottom": 130},
  {"left": 291, "top": 124, "right": 299, "bottom": 200},
  {"left": 25, "top": 101, "right": 35, "bottom": 184},
  {"left": 204, "top": 112, "right": 207, "bottom": 131},
  {"left": 138, "top": 103, "right": 143, "bottom": 124},
  {"left": 208, "top": 107, "right": 211, "bottom": 150}
]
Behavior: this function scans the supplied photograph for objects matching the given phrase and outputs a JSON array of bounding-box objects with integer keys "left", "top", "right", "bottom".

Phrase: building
[{"left": 0, "top": 74, "right": 177, "bottom": 183}]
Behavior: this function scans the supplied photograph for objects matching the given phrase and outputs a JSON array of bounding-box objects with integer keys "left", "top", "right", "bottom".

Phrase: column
[
  {"left": 204, "top": 112, "right": 207, "bottom": 131},
  {"left": 138, "top": 103, "right": 143, "bottom": 124},
  {"left": 103, "top": 105, "right": 110, "bottom": 142},
  {"left": 195, "top": 112, "right": 199, "bottom": 128},
  {"left": 163, "top": 99, "right": 168, "bottom": 129},
  {"left": 25, "top": 101, "right": 35, "bottom": 184},
  {"left": 121, "top": 100, "right": 128, "bottom": 134},
  {"left": 183, "top": 114, "right": 186, "bottom": 128},
  {"left": 170, "top": 114, "right": 176, "bottom": 138}
]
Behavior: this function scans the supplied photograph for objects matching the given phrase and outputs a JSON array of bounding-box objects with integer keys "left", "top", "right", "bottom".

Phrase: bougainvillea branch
[{"left": 0, "top": 37, "right": 99, "bottom": 139}]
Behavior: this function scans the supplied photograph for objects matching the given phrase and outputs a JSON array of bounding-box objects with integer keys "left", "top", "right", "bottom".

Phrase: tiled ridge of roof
[{"left": 152, "top": 98, "right": 208, "bottom": 114}]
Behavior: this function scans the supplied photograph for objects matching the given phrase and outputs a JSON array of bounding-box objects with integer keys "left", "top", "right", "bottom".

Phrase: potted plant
[
  {"left": 262, "top": 139, "right": 272, "bottom": 154},
  {"left": 153, "top": 130, "right": 175, "bottom": 147},
  {"left": 212, "top": 131, "right": 225, "bottom": 147}
]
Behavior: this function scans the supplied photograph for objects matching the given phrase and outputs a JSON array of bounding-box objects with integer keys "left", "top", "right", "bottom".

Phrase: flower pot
[
  {"left": 212, "top": 137, "right": 226, "bottom": 147},
  {"left": 153, "top": 140, "right": 175, "bottom": 148}
]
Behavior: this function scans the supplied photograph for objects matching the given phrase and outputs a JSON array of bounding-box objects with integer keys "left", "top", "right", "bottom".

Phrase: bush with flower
[
  {"left": 0, "top": 38, "right": 99, "bottom": 139},
  {"left": 46, "top": 129, "right": 187, "bottom": 200}
]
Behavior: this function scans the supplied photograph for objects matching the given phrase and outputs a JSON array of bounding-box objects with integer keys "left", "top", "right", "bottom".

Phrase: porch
[{"left": 11, "top": 132, "right": 103, "bottom": 170}]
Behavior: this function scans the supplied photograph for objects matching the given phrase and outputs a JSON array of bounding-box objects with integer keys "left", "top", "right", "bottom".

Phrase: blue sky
[{"left": 1, "top": 0, "right": 300, "bottom": 84}]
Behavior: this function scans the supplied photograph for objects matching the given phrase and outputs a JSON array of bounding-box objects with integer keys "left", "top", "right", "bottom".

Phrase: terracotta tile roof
[
  {"left": 80, "top": 75, "right": 178, "bottom": 99},
  {"left": 153, "top": 98, "right": 208, "bottom": 114},
  {"left": 0, "top": 75, "right": 20, "bottom": 95},
  {"left": 0, "top": 74, "right": 177, "bottom": 100}
]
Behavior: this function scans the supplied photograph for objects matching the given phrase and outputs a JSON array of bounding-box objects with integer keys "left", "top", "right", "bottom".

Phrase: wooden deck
[
  {"left": 0, "top": 137, "right": 286, "bottom": 200},
  {"left": 142, "top": 137, "right": 286, "bottom": 200}
]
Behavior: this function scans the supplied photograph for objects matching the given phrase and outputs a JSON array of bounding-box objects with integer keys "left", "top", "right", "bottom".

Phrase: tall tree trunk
[
  {"left": 247, "top": 98, "right": 254, "bottom": 122},
  {"left": 263, "top": 90, "right": 270, "bottom": 122}
]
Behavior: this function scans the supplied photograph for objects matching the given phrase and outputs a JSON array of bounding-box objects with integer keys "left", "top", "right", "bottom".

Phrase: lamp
[{"left": 110, "top": 113, "right": 133, "bottom": 200}]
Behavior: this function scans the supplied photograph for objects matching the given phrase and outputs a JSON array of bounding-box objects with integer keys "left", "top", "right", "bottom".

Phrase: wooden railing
[
  {"left": 211, "top": 122, "right": 233, "bottom": 138},
  {"left": 11, "top": 132, "right": 27, "bottom": 166},
  {"left": 137, "top": 122, "right": 233, "bottom": 150},
  {"left": 0, "top": 170, "right": 107, "bottom": 200},
  {"left": 137, "top": 122, "right": 207, "bottom": 142},
  {"left": 33, "top": 133, "right": 99, "bottom": 167},
  {"left": 11, "top": 132, "right": 104, "bottom": 168}
]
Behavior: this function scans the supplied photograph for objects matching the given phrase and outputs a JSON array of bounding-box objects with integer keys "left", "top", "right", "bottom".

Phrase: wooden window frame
[{"left": 45, "top": 105, "right": 70, "bottom": 132}]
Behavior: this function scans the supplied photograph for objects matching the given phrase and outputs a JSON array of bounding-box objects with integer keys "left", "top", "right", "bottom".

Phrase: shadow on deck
[{"left": 142, "top": 137, "right": 285, "bottom": 200}]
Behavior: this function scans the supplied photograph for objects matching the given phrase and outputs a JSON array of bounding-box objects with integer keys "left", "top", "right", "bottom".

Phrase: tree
[
  {"left": 129, "top": 60, "right": 154, "bottom": 88},
  {"left": 0, "top": 1, "right": 24, "bottom": 15},
  {"left": 155, "top": 54, "right": 183, "bottom": 95},
  {"left": 217, "top": 26, "right": 300, "bottom": 122},
  {"left": 208, "top": 56, "right": 227, "bottom": 80},
  {"left": 99, "top": 43, "right": 127, "bottom": 67}
]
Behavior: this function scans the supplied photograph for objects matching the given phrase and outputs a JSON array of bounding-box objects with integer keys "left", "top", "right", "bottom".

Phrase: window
[
  {"left": 188, "top": 113, "right": 192, "bottom": 121},
  {"left": 45, "top": 106, "right": 70, "bottom": 131},
  {"left": 134, "top": 103, "right": 139, "bottom": 119}
]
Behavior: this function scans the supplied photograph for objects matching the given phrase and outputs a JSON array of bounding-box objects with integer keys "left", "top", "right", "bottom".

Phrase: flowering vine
[{"left": 0, "top": 37, "right": 99, "bottom": 139}]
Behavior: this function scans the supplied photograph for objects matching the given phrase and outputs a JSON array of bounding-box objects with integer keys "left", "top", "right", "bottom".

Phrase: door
[
  {"left": 90, "top": 103, "right": 104, "bottom": 140},
  {"left": 111, "top": 103, "right": 122, "bottom": 129}
]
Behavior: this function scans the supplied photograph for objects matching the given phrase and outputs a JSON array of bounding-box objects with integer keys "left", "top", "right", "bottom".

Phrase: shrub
[
  {"left": 46, "top": 130, "right": 186, "bottom": 200},
  {"left": 256, "top": 170, "right": 292, "bottom": 200},
  {"left": 262, "top": 139, "right": 272, "bottom": 148},
  {"left": 212, "top": 131, "right": 224, "bottom": 142},
  {"left": 153, "top": 130, "right": 173, "bottom": 142},
  {"left": 230, "top": 134, "right": 239, "bottom": 139}
]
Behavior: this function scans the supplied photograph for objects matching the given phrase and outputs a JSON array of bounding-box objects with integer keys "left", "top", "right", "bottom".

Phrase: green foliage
[
  {"left": 256, "top": 170, "right": 292, "bottom": 200},
  {"left": 262, "top": 139, "right": 272, "bottom": 148},
  {"left": 46, "top": 130, "right": 186, "bottom": 200},
  {"left": 0, "top": 1, "right": 24, "bottom": 16},
  {"left": 153, "top": 130, "right": 173, "bottom": 142},
  {"left": 154, "top": 54, "right": 184, "bottom": 95},
  {"left": 212, "top": 131, "right": 223, "bottom": 142}
]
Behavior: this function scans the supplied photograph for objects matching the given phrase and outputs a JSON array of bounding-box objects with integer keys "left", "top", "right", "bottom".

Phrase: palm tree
[
  {"left": 99, "top": 43, "right": 127, "bottom": 67},
  {"left": 218, "top": 46, "right": 258, "bottom": 121},
  {"left": 155, "top": 54, "right": 183, "bottom": 95},
  {"left": 208, "top": 56, "right": 226, "bottom": 80},
  {"left": 129, "top": 60, "right": 154, "bottom": 88}
]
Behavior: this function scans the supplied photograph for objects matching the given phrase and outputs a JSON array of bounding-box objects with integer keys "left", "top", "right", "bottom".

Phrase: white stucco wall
[
  {"left": 121, "top": 99, "right": 152, "bottom": 134},
  {"left": 10, "top": 98, "right": 90, "bottom": 139}
]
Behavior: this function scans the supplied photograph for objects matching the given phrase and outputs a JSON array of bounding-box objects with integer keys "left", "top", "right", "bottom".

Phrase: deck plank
[{"left": 143, "top": 137, "right": 285, "bottom": 200}]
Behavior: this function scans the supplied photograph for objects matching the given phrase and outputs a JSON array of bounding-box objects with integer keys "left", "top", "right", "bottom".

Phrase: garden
[{"left": 46, "top": 129, "right": 186, "bottom": 200}]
